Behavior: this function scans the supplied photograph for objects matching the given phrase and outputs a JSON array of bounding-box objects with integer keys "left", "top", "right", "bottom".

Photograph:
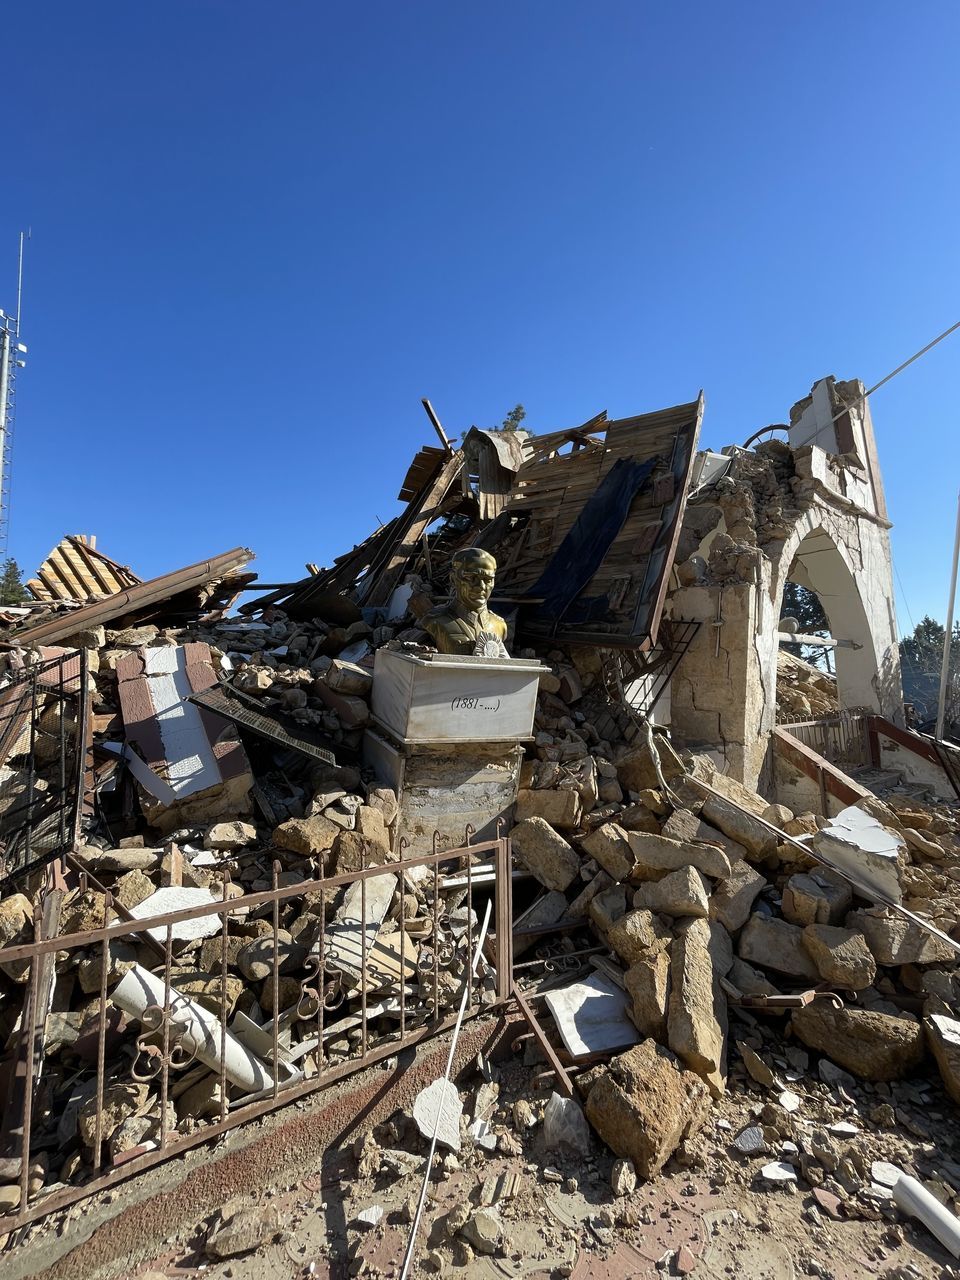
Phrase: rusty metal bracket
[
  {"left": 511, "top": 986, "right": 575, "bottom": 1098},
  {"left": 736, "top": 989, "right": 844, "bottom": 1012}
]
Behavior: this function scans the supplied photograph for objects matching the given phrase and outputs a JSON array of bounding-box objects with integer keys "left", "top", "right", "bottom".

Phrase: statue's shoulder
[
  {"left": 486, "top": 611, "right": 508, "bottom": 640},
  {"left": 421, "top": 604, "right": 454, "bottom": 627}
]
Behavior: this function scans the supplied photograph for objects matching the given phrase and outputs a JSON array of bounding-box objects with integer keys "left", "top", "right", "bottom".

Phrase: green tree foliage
[
  {"left": 898, "top": 615, "right": 960, "bottom": 728},
  {"left": 780, "top": 581, "right": 831, "bottom": 665},
  {"left": 497, "top": 404, "right": 526, "bottom": 433},
  {"left": 0, "top": 557, "right": 26, "bottom": 606}
]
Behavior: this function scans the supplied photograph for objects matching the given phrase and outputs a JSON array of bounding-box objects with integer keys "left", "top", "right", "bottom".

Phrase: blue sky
[{"left": 3, "top": 2, "right": 958, "bottom": 634}]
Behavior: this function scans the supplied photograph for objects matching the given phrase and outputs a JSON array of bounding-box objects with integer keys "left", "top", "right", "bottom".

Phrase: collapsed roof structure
[{"left": 4, "top": 377, "right": 960, "bottom": 1276}]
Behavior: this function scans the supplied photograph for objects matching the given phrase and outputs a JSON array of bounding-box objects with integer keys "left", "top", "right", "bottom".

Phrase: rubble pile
[
  {"left": 2, "top": 602, "right": 960, "bottom": 1230},
  {"left": 777, "top": 650, "right": 840, "bottom": 720}
]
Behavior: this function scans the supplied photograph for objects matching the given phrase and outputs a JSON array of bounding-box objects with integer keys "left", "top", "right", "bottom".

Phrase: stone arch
[{"left": 772, "top": 514, "right": 891, "bottom": 714}]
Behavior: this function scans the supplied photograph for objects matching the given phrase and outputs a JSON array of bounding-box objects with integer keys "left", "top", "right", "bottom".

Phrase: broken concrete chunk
[
  {"left": 790, "top": 1003, "right": 925, "bottom": 1081},
  {"left": 510, "top": 817, "right": 580, "bottom": 891},
  {"left": 627, "top": 831, "right": 732, "bottom": 881},
  {"left": 584, "top": 1038, "right": 711, "bottom": 1180},
  {"left": 738, "top": 915, "right": 819, "bottom": 981},
  {"left": 543, "top": 1092, "right": 592, "bottom": 1151},
  {"left": 709, "top": 859, "right": 765, "bottom": 933},
  {"left": 633, "top": 865, "right": 710, "bottom": 919},
  {"left": 412, "top": 1078, "right": 463, "bottom": 1152},
  {"left": 812, "top": 805, "right": 904, "bottom": 903},
  {"left": 667, "top": 917, "right": 726, "bottom": 1098},
  {"left": 514, "top": 788, "right": 583, "bottom": 830},
  {"left": 0, "top": 894, "right": 33, "bottom": 982},
  {"left": 544, "top": 973, "right": 639, "bottom": 1057},
  {"left": 801, "top": 924, "right": 876, "bottom": 990}
]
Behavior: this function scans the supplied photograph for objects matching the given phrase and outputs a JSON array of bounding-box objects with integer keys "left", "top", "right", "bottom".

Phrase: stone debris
[{"left": 4, "top": 373, "right": 960, "bottom": 1280}]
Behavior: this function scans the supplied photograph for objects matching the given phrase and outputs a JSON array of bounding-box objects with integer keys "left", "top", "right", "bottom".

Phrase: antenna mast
[{"left": 0, "top": 232, "right": 28, "bottom": 554}]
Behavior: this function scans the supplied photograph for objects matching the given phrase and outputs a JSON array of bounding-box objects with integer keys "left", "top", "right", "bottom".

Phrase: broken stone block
[
  {"left": 660, "top": 809, "right": 701, "bottom": 844},
  {"left": 114, "top": 869, "right": 156, "bottom": 910},
  {"left": 588, "top": 884, "right": 628, "bottom": 935},
  {"left": 706, "top": 920, "right": 734, "bottom": 976},
  {"left": 618, "top": 804, "right": 662, "bottom": 834},
  {"left": 728, "top": 957, "right": 781, "bottom": 998},
  {"left": 273, "top": 814, "right": 339, "bottom": 858},
  {"left": 801, "top": 924, "right": 876, "bottom": 990},
  {"left": 78, "top": 1082, "right": 152, "bottom": 1147},
  {"left": 580, "top": 823, "right": 634, "bottom": 882},
  {"left": 203, "top": 821, "right": 257, "bottom": 850},
  {"left": 781, "top": 871, "right": 851, "bottom": 927},
  {"left": 700, "top": 793, "right": 777, "bottom": 858},
  {"left": 608, "top": 909, "right": 671, "bottom": 966},
  {"left": 205, "top": 1205, "right": 281, "bottom": 1260},
  {"left": 236, "top": 933, "right": 307, "bottom": 982},
  {"left": 355, "top": 805, "right": 392, "bottom": 855},
  {"left": 709, "top": 859, "right": 765, "bottom": 933},
  {"left": 738, "top": 915, "right": 819, "bottom": 981},
  {"left": 326, "top": 659, "right": 373, "bottom": 696},
  {"left": 625, "top": 949, "right": 671, "bottom": 1041},
  {"left": 0, "top": 893, "right": 33, "bottom": 982},
  {"left": 510, "top": 818, "right": 580, "bottom": 891},
  {"left": 331, "top": 826, "right": 395, "bottom": 873},
  {"left": 627, "top": 831, "right": 732, "bottom": 882},
  {"left": 73, "top": 845, "right": 161, "bottom": 873},
  {"left": 633, "top": 865, "right": 710, "bottom": 919},
  {"left": 791, "top": 1003, "right": 925, "bottom": 1081},
  {"left": 584, "top": 1038, "right": 711, "bottom": 1180},
  {"left": 668, "top": 917, "right": 726, "bottom": 1097},
  {"left": 365, "top": 785, "right": 399, "bottom": 827},
  {"left": 515, "top": 788, "right": 583, "bottom": 831},
  {"left": 926, "top": 1014, "right": 960, "bottom": 1104},
  {"left": 77, "top": 940, "right": 138, "bottom": 994},
  {"left": 460, "top": 1207, "right": 503, "bottom": 1255},
  {"left": 695, "top": 820, "right": 749, "bottom": 864},
  {"left": 847, "top": 908, "right": 956, "bottom": 966}
]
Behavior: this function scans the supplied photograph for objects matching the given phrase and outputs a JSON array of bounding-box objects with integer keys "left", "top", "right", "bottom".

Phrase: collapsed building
[{"left": 2, "top": 376, "right": 960, "bottom": 1276}]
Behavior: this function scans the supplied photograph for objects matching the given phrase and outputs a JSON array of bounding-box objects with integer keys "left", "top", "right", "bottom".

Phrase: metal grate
[
  {"left": 775, "top": 708, "right": 870, "bottom": 769},
  {"left": 0, "top": 831, "right": 513, "bottom": 1234},
  {"left": 0, "top": 650, "right": 88, "bottom": 889}
]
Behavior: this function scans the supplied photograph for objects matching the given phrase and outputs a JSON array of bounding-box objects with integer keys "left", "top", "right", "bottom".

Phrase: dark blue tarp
[{"left": 526, "top": 455, "right": 658, "bottom": 625}]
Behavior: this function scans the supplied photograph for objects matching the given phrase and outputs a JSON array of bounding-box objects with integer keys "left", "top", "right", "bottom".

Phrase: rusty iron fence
[
  {"left": 0, "top": 831, "right": 513, "bottom": 1234},
  {"left": 0, "top": 649, "right": 88, "bottom": 890},
  {"left": 775, "top": 708, "right": 870, "bottom": 770}
]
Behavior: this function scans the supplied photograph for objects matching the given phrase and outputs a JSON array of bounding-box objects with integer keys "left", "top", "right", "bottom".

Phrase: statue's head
[{"left": 451, "top": 547, "right": 497, "bottom": 613}]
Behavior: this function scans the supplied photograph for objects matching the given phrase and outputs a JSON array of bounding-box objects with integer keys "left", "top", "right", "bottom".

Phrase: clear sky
[{"left": 3, "top": 2, "right": 958, "bottom": 634}]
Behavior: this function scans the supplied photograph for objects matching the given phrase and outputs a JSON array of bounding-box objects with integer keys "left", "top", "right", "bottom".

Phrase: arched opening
[{"left": 779, "top": 527, "right": 880, "bottom": 712}]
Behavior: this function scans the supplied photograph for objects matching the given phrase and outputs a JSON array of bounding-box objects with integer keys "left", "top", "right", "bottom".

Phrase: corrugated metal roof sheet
[{"left": 27, "top": 535, "right": 141, "bottom": 603}]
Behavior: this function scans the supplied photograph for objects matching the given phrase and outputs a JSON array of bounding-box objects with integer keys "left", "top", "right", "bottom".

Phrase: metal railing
[
  {"left": 0, "top": 648, "right": 88, "bottom": 889},
  {"left": 0, "top": 830, "right": 513, "bottom": 1234},
  {"left": 775, "top": 708, "right": 870, "bottom": 770}
]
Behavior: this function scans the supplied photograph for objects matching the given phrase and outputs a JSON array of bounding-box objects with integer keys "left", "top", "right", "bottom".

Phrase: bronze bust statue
[{"left": 421, "top": 548, "right": 509, "bottom": 656}]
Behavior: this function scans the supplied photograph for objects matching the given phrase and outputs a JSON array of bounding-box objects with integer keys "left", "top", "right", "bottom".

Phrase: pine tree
[
  {"left": 0, "top": 557, "right": 26, "bottom": 605},
  {"left": 498, "top": 404, "right": 526, "bottom": 433}
]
